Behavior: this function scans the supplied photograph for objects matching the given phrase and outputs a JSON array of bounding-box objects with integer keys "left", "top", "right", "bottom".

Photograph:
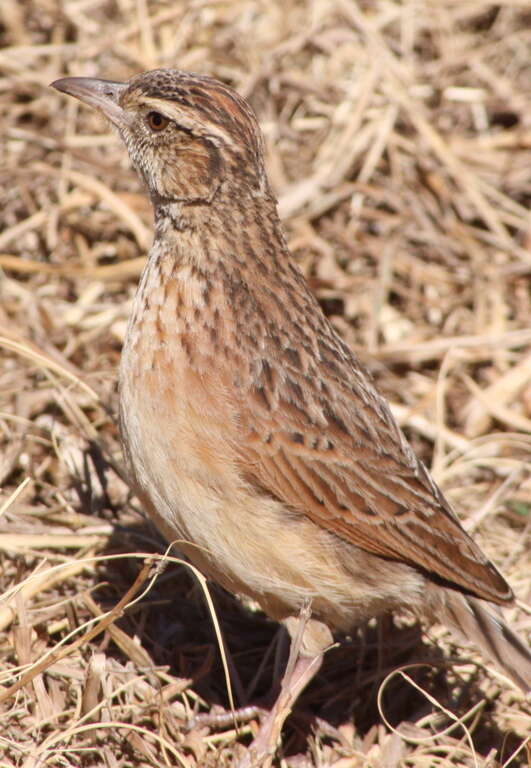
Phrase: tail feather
[{"left": 439, "top": 591, "right": 531, "bottom": 692}]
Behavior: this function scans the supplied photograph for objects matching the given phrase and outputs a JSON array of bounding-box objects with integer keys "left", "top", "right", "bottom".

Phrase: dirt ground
[{"left": 1, "top": 1, "right": 530, "bottom": 766}]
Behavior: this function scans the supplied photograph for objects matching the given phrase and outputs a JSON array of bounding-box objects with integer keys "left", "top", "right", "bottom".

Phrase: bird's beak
[{"left": 50, "top": 77, "right": 129, "bottom": 127}]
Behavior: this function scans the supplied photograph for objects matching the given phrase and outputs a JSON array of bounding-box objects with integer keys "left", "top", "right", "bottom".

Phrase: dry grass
[{"left": 1, "top": 1, "right": 530, "bottom": 765}]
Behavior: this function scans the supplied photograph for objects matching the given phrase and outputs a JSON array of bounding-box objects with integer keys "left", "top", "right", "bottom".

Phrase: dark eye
[{"left": 146, "top": 111, "right": 169, "bottom": 132}]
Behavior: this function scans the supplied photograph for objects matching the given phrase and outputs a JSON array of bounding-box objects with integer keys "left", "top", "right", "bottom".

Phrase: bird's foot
[{"left": 235, "top": 603, "right": 329, "bottom": 768}]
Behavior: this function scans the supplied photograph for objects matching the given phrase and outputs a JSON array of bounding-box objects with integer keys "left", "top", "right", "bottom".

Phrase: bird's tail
[{"left": 438, "top": 590, "right": 531, "bottom": 692}]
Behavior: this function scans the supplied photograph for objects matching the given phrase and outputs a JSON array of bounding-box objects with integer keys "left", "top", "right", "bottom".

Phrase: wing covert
[{"left": 236, "top": 340, "right": 512, "bottom": 605}]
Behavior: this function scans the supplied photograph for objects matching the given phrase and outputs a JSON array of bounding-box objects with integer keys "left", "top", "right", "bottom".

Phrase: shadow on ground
[{"left": 79, "top": 499, "right": 517, "bottom": 763}]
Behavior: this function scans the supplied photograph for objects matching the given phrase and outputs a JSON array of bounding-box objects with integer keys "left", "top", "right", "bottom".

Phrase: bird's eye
[{"left": 146, "top": 111, "right": 169, "bottom": 132}]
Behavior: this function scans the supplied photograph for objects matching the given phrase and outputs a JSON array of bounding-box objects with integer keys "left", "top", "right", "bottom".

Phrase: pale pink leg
[{"left": 236, "top": 604, "right": 333, "bottom": 768}]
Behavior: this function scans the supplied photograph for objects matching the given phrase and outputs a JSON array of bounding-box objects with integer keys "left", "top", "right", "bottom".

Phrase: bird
[{"left": 51, "top": 69, "right": 531, "bottom": 765}]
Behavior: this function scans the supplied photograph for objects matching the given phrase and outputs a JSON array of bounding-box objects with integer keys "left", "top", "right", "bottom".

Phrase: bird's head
[{"left": 51, "top": 69, "right": 268, "bottom": 206}]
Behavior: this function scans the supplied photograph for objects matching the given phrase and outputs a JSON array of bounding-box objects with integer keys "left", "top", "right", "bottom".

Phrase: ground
[{"left": 0, "top": 1, "right": 530, "bottom": 766}]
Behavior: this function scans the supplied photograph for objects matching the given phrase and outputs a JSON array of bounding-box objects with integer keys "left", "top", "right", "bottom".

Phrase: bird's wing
[{"left": 235, "top": 314, "right": 512, "bottom": 606}]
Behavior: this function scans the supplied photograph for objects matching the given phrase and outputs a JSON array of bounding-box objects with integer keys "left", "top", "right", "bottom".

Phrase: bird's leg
[{"left": 236, "top": 603, "right": 334, "bottom": 768}]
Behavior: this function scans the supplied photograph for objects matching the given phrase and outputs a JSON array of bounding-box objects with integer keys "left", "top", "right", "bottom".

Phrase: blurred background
[{"left": 1, "top": 1, "right": 530, "bottom": 766}]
